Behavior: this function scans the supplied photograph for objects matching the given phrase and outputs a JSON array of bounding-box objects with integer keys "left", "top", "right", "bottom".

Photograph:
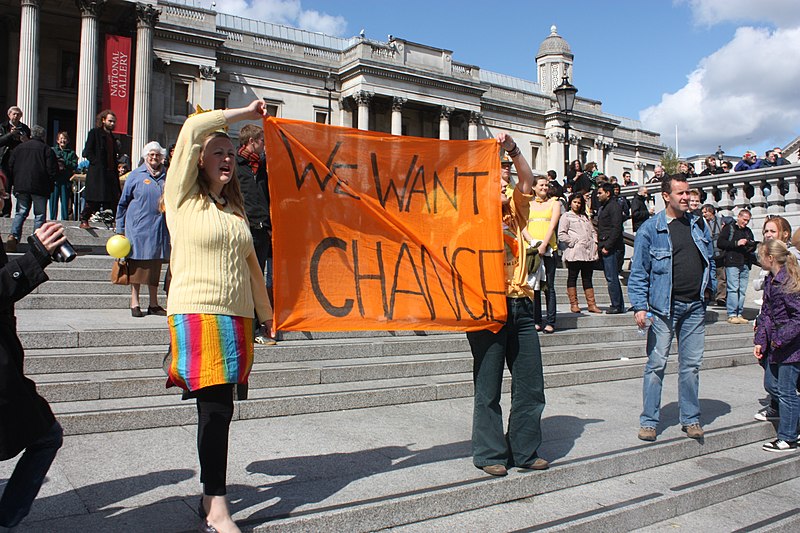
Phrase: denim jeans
[
  {"left": 760, "top": 356, "right": 779, "bottom": 411},
  {"left": 0, "top": 422, "right": 63, "bottom": 527},
  {"left": 768, "top": 362, "right": 800, "bottom": 442},
  {"left": 10, "top": 193, "right": 48, "bottom": 239},
  {"left": 640, "top": 300, "right": 705, "bottom": 428},
  {"left": 725, "top": 265, "right": 750, "bottom": 317},
  {"left": 602, "top": 250, "right": 624, "bottom": 311},
  {"left": 467, "top": 297, "right": 545, "bottom": 468},
  {"left": 533, "top": 254, "right": 557, "bottom": 327}
]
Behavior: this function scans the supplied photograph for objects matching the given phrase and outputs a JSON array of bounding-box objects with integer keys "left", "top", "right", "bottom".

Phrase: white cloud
[
  {"left": 642, "top": 4, "right": 800, "bottom": 155},
  {"left": 213, "top": 0, "right": 347, "bottom": 36},
  {"left": 682, "top": 0, "right": 800, "bottom": 29}
]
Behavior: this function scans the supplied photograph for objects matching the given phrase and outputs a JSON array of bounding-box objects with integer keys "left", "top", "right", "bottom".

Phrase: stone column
[
  {"left": 439, "top": 106, "right": 453, "bottom": 140},
  {"left": 17, "top": 0, "right": 41, "bottom": 126},
  {"left": 196, "top": 65, "right": 219, "bottom": 112},
  {"left": 468, "top": 111, "right": 481, "bottom": 140},
  {"left": 132, "top": 3, "right": 159, "bottom": 162},
  {"left": 391, "top": 96, "right": 406, "bottom": 136},
  {"left": 76, "top": 0, "right": 106, "bottom": 159},
  {"left": 354, "top": 91, "right": 372, "bottom": 131}
]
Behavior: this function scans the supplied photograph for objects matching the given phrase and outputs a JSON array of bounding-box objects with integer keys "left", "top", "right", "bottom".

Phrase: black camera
[{"left": 53, "top": 240, "right": 77, "bottom": 262}]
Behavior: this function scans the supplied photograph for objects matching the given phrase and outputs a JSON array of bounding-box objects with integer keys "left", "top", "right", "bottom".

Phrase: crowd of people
[{"left": 3, "top": 99, "right": 800, "bottom": 531}]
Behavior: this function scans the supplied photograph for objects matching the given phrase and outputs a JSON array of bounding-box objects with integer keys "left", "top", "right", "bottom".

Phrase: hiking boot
[
  {"left": 754, "top": 407, "right": 779, "bottom": 421},
  {"left": 638, "top": 427, "right": 656, "bottom": 441},
  {"left": 762, "top": 439, "right": 798, "bottom": 452},
  {"left": 481, "top": 464, "right": 507, "bottom": 477},
  {"left": 682, "top": 424, "right": 704, "bottom": 439},
  {"left": 4, "top": 235, "right": 17, "bottom": 252},
  {"left": 735, "top": 316, "right": 750, "bottom": 325},
  {"left": 727, "top": 317, "right": 739, "bottom": 324},
  {"left": 519, "top": 457, "right": 549, "bottom": 471}
]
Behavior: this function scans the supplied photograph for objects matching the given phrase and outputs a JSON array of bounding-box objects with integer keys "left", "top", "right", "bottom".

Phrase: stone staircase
[{"left": 3, "top": 218, "right": 791, "bottom": 532}]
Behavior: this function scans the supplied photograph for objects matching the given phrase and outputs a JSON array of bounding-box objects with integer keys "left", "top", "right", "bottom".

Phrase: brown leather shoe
[
  {"left": 79, "top": 221, "right": 91, "bottom": 229},
  {"left": 481, "top": 464, "right": 507, "bottom": 477},
  {"left": 147, "top": 305, "right": 167, "bottom": 316},
  {"left": 519, "top": 457, "right": 549, "bottom": 470}
]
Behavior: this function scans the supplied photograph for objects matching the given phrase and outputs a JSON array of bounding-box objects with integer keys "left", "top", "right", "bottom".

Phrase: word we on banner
[{"left": 263, "top": 118, "right": 506, "bottom": 332}]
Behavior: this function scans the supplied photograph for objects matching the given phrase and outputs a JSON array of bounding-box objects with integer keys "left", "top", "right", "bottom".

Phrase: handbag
[{"left": 110, "top": 259, "right": 130, "bottom": 285}]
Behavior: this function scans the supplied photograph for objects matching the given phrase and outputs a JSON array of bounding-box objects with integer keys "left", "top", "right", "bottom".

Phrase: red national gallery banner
[
  {"left": 263, "top": 118, "right": 507, "bottom": 333},
  {"left": 102, "top": 34, "right": 131, "bottom": 134}
]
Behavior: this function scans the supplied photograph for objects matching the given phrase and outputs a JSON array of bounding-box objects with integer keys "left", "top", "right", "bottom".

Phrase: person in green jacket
[{"left": 50, "top": 131, "right": 78, "bottom": 220}]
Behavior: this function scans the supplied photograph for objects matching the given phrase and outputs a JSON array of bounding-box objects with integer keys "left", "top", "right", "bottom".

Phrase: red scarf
[{"left": 238, "top": 145, "right": 260, "bottom": 176}]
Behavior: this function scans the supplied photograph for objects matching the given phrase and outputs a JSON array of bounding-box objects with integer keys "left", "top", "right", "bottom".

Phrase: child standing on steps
[{"left": 754, "top": 239, "right": 800, "bottom": 452}]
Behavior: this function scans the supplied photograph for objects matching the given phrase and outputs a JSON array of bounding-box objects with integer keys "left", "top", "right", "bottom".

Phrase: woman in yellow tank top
[{"left": 524, "top": 176, "right": 561, "bottom": 333}]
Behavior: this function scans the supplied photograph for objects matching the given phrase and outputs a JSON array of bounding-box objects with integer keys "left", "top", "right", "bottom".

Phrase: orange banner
[{"left": 263, "top": 118, "right": 506, "bottom": 332}]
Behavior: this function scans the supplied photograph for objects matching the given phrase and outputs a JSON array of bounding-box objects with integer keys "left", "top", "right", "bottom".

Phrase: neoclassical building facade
[{"left": 1, "top": 0, "right": 664, "bottom": 179}]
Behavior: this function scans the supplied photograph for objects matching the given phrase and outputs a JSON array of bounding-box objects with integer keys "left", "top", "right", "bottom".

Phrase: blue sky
[{"left": 215, "top": 0, "right": 800, "bottom": 159}]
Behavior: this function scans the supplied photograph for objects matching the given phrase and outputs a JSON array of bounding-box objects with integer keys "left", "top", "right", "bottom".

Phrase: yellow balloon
[{"left": 106, "top": 234, "right": 131, "bottom": 259}]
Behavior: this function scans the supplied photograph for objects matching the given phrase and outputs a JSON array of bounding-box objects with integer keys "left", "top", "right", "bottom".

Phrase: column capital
[
  {"left": 76, "top": 0, "right": 105, "bottom": 17},
  {"left": 468, "top": 111, "right": 482, "bottom": 124},
  {"left": 136, "top": 2, "right": 160, "bottom": 28},
  {"left": 199, "top": 65, "right": 219, "bottom": 80},
  {"left": 391, "top": 96, "right": 406, "bottom": 111},
  {"left": 21, "top": 0, "right": 43, "bottom": 8},
  {"left": 353, "top": 90, "right": 373, "bottom": 106},
  {"left": 440, "top": 106, "right": 454, "bottom": 120}
]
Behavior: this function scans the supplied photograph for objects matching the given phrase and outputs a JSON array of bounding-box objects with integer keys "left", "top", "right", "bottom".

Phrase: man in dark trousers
[
  {"left": 631, "top": 186, "right": 653, "bottom": 233},
  {"left": 0, "top": 215, "right": 66, "bottom": 529},
  {"left": 597, "top": 182, "right": 625, "bottom": 313},
  {"left": 235, "top": 124, "right": 276, "bottom": 345},
  {"left": 80, "top": 110, "right": 120, "bottom": 228},
  {"left": 0, "top": 106, "right": 31, "bottom": 218},
  {"left": 5, "top": 125, "right": 58, "bottom": 252}
]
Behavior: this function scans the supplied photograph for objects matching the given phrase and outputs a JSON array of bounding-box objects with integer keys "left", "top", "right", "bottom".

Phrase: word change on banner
[
  {"left": 263, "top": 118, "right": 506, "bottom": 333},
  {"left": 102, "top": 35, "right": 131, "bottom": 134}
]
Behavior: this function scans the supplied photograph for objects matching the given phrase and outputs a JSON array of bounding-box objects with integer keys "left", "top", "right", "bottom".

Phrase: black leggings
[
  {"left": 196, "top": 384, "right": 235, "bottom": 496},
  {"left": 566, "top": 260, "right": 594, "bottom": 289}
]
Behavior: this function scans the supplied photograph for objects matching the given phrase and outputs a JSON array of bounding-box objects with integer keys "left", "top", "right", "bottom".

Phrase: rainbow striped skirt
[{"left": 167, "top": 314, "right": 254, "bottom": 392}]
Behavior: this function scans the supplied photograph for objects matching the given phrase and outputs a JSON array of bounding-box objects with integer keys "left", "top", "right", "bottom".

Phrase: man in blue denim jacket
[{"left": 628, "top": 174, "right": 715, "bottom": 442}]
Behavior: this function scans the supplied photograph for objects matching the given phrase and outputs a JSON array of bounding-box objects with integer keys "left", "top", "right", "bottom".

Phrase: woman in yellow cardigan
[{"left": 164, "top": 100, "right": 272, "bottom": 533}]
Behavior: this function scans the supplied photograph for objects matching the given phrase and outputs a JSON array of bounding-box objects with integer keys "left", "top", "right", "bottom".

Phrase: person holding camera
[
  {"left": 718, "top": 209, "right": 755, "bottom": 324},
  {"left": 0, "top": 106, "right": 31, "bottom": 218},
  {"left": 0, "top": 218, "right": 67, "bottom": 529}
]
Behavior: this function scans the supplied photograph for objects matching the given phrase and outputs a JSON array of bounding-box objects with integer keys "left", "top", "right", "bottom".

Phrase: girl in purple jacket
[{"left": 754, "top": 239, "right": 800, "bottom": 451}]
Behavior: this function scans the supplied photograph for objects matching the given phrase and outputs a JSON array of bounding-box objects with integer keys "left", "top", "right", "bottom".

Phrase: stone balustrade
[{"left": 620, "top": 163, "right": 800, "bottom": 233}]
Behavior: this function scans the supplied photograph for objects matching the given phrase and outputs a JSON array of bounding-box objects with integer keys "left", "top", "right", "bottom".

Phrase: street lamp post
[
  {"left": 553, "top": 75, "right": 578, "bottom": 178},
  {"left": 324, "top": 72, "right": 336, "bottom": 125}
]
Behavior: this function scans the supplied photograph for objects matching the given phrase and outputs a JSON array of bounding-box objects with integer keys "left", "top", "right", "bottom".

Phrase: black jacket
[
  {"left": 82, "top": 126, "right": 121, "bottom": 202},
  {"left": 7, "top": 138, "right": 58, "bottom": 196},
  {"left": 0, "top": 120, "right": 31, "bottom": 173},
  {"left": 631, "top": 194, "right": 650, "bottom": 232},
  {"left": 718, "top": 222, "right": 756, "bottom": 267},
  {"left": 0, "top": 237, "right": 56, "bottom": 460},
  {"left": 235, "top": 152, "right": 271, "bottom": 229},
  {"left": 597, "top": 197, "right": 623, "bottom": 252}
]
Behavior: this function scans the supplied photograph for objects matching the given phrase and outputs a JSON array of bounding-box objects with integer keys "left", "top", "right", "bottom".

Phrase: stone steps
[
  {"left": 9, "top": 365, "right": 779, "bottom": 533},
  {"left": 388, "top": 436, "right": 800, "bottom": 533},
  {"left": 46, "top": 349, "right": 754, "bottom": 435}
]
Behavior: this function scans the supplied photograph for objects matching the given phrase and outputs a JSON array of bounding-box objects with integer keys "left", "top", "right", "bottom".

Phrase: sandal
[{"left": 543, "top": 325, "right": 555, "bottom": 334}]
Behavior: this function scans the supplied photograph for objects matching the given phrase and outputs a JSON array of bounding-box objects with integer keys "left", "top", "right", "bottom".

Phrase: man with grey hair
[
  {"left": 5, "top": 125, "right": 57, "bottom": 252},
  {"left": 0, "top": 106, "right": 31, "bottom": 217},
  {"left": 646, "top": 165, "right": 666, "bottom": 184}
]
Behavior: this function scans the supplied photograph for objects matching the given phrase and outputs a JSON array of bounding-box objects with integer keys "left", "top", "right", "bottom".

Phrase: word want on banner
[
  {"left": 264, "top": 118, "right": 506, "bottom": 333},
  {"left": 103, "top": 34, "right": 130, "bottom": 134}
]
